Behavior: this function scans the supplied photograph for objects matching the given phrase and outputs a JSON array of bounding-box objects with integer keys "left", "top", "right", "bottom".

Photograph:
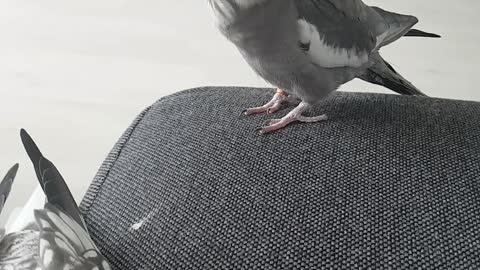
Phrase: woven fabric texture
[{"left": 80, "top": 87, "right": 480, "bottom": 269}]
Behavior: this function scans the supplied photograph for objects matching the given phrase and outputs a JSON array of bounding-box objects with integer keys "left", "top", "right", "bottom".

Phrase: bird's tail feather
[
  {"left": 359, "top": 53, "right": 427, "bottom": 96},
  {"left": 20, "top": 129, "right": 87, "bottom": 230},
  {"left": 405, "top": 29, "right": 441, "bottom": 38}
]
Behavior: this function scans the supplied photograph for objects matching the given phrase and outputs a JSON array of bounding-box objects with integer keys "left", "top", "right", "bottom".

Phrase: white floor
[{"left": 0, "top": 0, "right": 479, "bottom": 224}]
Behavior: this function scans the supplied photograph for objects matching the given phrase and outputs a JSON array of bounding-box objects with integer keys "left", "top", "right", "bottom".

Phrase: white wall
[{"left": 0, "top": 0, "right": 478, "bottom": 224}]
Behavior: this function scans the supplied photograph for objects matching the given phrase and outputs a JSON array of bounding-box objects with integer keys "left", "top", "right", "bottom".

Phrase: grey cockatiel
[
  {"left": 208, "top": 0, "right": 440, "bottom": 133},
  {"left": 0, "top": 129, "right": 111, "bottom": 270}
]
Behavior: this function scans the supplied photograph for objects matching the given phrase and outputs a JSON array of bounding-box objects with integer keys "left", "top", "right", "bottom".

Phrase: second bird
[{"left": 208, "top": 0, "right": 440, "bottom": 133}]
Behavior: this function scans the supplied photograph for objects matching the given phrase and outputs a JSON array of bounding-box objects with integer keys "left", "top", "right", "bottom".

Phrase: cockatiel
[
  {"left": 208, "top": 0, "right": 440, "bottom": 133},
  {"left": 0, "top": 129, "right": 111, "bottom": 270}
]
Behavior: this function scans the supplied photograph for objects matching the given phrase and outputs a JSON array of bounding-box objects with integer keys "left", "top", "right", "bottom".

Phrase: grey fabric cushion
[{"left": 80, "top": 87, "right": 480, "bottom": 269}]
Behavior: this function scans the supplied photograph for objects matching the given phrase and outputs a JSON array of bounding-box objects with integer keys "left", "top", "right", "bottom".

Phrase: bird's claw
[
  {"left": 243, "top": 89, "right": 290, "bottom": 116},
  {"left": 262, "top": 119, "right": 280, "bottom": 127},
  {"left": 256, "top": 102, "right": 328, "bottom": 134}
]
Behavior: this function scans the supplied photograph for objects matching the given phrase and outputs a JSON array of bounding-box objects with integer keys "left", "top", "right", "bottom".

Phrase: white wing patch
[{"left": 297, "top": 19, "right": 370, "bottom": 68}]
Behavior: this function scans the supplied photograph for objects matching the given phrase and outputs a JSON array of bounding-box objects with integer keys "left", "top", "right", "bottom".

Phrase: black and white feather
[{"left": 0, "top": 130, "right": 111, "bottom": 270}]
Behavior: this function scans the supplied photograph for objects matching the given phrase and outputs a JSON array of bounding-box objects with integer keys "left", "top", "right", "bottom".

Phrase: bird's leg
[
  {"left": 259, "top": 101, "right": 327, "bottom": 134},
  {"left": 243, "top": 89, "right": 294, "bottom": 115}
]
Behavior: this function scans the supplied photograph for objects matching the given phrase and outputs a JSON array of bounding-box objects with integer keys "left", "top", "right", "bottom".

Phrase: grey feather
[
  {"left": 0, "top": 164, "right": 18, "bottom": 216},
  {"left": 20, "top": 129, "right": 87, "bottom": 231},
  {"left": 370, "top": 6, "right": 419, "bottom": 47},
  {"left": 295, "top": 0, "right": 377, "bottom": 53},
  {"left": 0, "top": 130, "right": 111, "bottom": 270},
  {"left": 209, "top": 0, "right": 439, "bottom": 104},
  {"left": 358, "top": 53, "right": 427, "bottom": 96},
  {"left": 405, "top": 29, "right": 441, "bottom": 38}
]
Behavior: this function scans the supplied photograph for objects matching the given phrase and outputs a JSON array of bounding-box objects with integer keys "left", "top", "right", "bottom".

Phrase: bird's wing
[
  {"left": 294, "top": 0, "right": 380, "bottom": 68},
  {"left": 294, "top": 0, "right": 417, "bottom": 68},
  {"left": 370, "top": 6, "right": 419, "bottom": 47},
  {"left": 20, "top": 129, "right": 86, "bottom": 230}
]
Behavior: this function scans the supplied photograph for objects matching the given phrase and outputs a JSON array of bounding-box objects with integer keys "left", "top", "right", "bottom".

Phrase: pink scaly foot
[
  {"left": 243, "top": 89, "right": 295, "bottom": 115},
  {"left": 258, "top": 102, "right": 328, "bottom": 134}
]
